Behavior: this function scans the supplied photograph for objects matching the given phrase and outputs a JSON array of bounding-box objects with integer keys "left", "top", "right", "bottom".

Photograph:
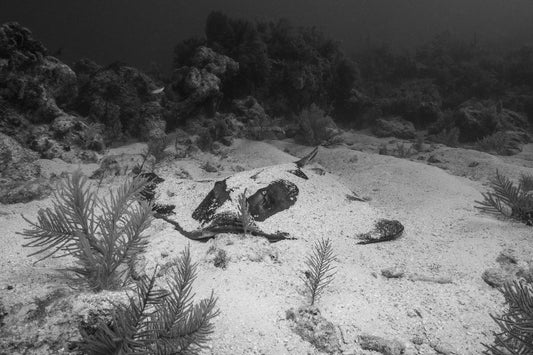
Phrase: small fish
[{"left": 151, "top": 87, "right": 165, "bottom": 94}]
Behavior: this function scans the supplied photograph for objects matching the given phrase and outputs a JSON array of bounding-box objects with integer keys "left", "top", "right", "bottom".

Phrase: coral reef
[
  {"left": 75, "top": 61, "right": 165, "bottom": 141},
  {"left": 373, "top": 116, "right": 416, "bottom": 139},
  {"left": 170, "top": 45, "right": 238, "bottom": 120},
  {"left": 0, "top": 22, "right": 77, "bottom": 123}
]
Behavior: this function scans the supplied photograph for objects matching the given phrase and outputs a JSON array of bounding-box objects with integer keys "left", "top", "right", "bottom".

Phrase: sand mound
[{"left": 156, "top": 160, "right": 382, "bottom": 241}]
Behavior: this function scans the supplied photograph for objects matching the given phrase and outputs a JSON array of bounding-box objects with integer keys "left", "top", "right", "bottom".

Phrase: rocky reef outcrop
[
  {"left": 0, "top": 22, "right": 107, "bottom": 171},
  {"left": 169, "top": 46, "right": 238, "bottom": 121},
  {"left": 430, "top": 100, "right": 529, "bottom": 143},
  {"left": 0, "top": 22, "right": 77, "bottom": 124},
  {"left": 75, "top": 61, "right": 166, "bottom": 141},
  {"left": 373, "top": 116, "right": 416, "bottom": 139}
]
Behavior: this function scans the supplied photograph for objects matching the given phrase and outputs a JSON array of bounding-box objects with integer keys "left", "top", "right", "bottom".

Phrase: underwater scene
[{"left": 1, "top": 1, "right": 533, "bottom": 354}]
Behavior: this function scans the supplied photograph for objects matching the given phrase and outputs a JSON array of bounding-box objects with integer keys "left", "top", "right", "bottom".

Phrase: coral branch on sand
[{"left": 19, "top": 170, "right": 152, "bottom": 291}]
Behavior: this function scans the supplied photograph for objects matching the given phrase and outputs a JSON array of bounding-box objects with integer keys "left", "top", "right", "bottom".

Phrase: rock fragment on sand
[
  {"left": 482, "top": 249, "right": 531, "bottom": 287},
  {"left": 286, "top": 306, "right": 341, "bottom": 354},
  {"left": 358, "top": 334, "right": 405, "bottom": 355},
  {"left": 430, "top": 340, "right": 460, "bottom": 355},
  {"left": 482, "top": 267, "right": 515, "bottom": 288},
  {"left": 381, "top": 266, "right": 405, "bottom": 279}
]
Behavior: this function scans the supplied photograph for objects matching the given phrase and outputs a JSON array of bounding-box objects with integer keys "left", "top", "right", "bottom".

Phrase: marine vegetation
[
  {"left": 237, "top": 188, "right": 253, "bottom": 237},
  {"left": 77, "top": 246, "right": 220, "bottom": 355},
  {"left": 475, "top": 171, "right": 533, "bottom": 225},
  {"left": 301, "top": 238, "right": 337, "bottom": 306},
  {"left": 484, "top": 280, "right": 533, "bottom": 354},
  {"left": 20, "top": 170, "right": 152, "bottom": 291}
]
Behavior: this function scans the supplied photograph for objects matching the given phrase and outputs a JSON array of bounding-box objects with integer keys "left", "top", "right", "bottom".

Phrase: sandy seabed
[{"left": 1, "top": 134, "right": 533, "bottom": 355}]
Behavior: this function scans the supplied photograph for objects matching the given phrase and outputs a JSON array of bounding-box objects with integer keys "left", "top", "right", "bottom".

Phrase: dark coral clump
[
  {"left": 74, "top": 61, "right": 166, "bottom": 141},
  {"left": 0, "top": 21, "right": 47, "bottom": 68}
]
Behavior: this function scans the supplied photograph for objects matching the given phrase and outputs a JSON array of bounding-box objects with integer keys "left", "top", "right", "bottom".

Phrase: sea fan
[
  {"left": 77, "top": 246, "right": 220, "bottom": 355},
  {"left": 475, "top": 171, "right": 533, "bottom": 225},
  {"left": 484, "top": 280, "right": 533, "bottom": 354},
  {"left": 151, "top": 246, "right": 220, "bottom": 354},
  {"left": 301, "top": 238, "right": 337, "bottom": 306},
  {"left": 78, "top": 269, "right": 168, "bottom": 354},
  {"left": 20, "top": 170, "right": 152, "bottom": 291}
]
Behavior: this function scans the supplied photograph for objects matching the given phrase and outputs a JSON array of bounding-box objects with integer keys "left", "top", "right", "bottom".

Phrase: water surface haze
[{"left": 1, "top": 0, "right": 532, "bottom": 71}]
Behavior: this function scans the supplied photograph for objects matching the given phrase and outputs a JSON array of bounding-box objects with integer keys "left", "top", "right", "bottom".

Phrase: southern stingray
[{"left": 147, "top": 147, "right": 404, "bottom": 243}]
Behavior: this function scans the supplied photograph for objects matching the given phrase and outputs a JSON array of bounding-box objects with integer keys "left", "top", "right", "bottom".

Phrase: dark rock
[
  {"left": 297, "top": 104, "right": 340, "bottom": 145},
  {"left": 411, "top": 334, "right": 425, "bottom": 346},
  {"left": 0, "top": 132, "right": 38, "bottom": 170},
  {"left": 455, "top": 102, "right": 498, "bottom": 142},
  {"left": 190, "top": 46, "right": 239, "bottom": 77},
  {"left": 451, "top": 100, "right": 529, "bottom": 143},
  {"left": 1, "top": 161, "right": 41, "bottom": 182},
  {"left": 232, "top": 98, "right": 286, "bottom": 141},
  {"left": 284, "top": 124, "right": 300, "bottom": 139},
  {"left": 185, "top": 115, "right": 237, "bottom": 150},
  {"left": 375, "top": 79, "right": 443, "bottom": 127},
  {"left": 0, "top": 22, "right": 47, "bottom": 67},
  {"left": 247, "top": 125, "right": 286, "bottom": 141},
  {"left": 0, "top": 22, "right": 77, "bottom": 124},
  {"left": 32, "top": 56, "right": 78, "bottom": 107},
  {"left": 76, "top": 62, "right": 163, "bottom": 140},
  {"left": 381, "top": 267, "right": 405, "bottom": 279},
  {"left": 171, "top": 66, "right": 222, "bottom": 118},
  {"left": 0, "top": 104, "right": 32, "bottom": 143},
  {"left": 233, "top": 96, "right": 268, "bottom": 123},
  {"left": 0, "top": 178, "right": 52, "bottom": 204},
  {"left": 31, "top": 135, "right": 66, "bottom": 160},
  {"left": 72, "top": 58, "right": 101, "bottom": 87},
  {"left": 0, "top": 132, "right": 40, "bottom": 181},
  {"left": 139, "top": 101, "right": 166, "bottom": 141},
  {"left": 51, "top": 114, "right": 77, "bottom": 135},
  {"left": 359, "top": 334, "right": 405, "bottom": 355},
  {"left": 247, "top": 180, "right": 299, "bottom": 222},
  {"left": 373, "top": 116, "right": 416, "bottom": 139}
]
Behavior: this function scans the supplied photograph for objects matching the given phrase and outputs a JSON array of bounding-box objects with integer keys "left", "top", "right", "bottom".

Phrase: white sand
[{"left": 1, "top": 136, "right": 533, "bottom": 354}]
